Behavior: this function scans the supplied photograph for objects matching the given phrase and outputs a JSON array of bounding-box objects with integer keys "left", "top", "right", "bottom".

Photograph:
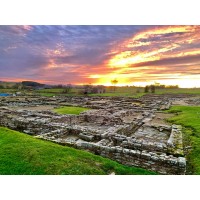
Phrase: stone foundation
[{"left": 0, "top": 94, "right": 189, "bottom": 174}]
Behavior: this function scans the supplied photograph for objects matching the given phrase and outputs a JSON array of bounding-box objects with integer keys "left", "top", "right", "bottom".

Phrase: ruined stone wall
[
  {"left": 74, "top": 141, "right": 186, "bottom": 175},
  {"left": 0, "top": 109, "right": 186, "bottom": 174},
  {"left": 0, "top": 95, "right": 189, "bottom": 174}
]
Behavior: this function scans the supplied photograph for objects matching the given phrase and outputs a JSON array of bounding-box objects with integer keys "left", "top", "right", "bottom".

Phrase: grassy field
[
  {"left": 1, "top": 87, "right": 200, "bottom": 97},
  {"left": 166, "top": 106, "right": 200, "bottom": 175},
  {"left": 0, "top": 88, "right": 19, "bottom": 93},
  {"left": 89, "top": 92, "right": 144, "bottom": 98},
  {"left": 104, "top": 87, "right": 200, "bottom": 94},
  {"left": 155, "top": 88, "right": 200, "bottom": 94},
  {"left": 54, "top": 106, "right": 90, "bottom": 115},
  {"left": 0, "top": 127, "right": 156, "bottom": 175},
  {"left": 35, "top": 88, "right": 82, "bottom": 97},
  {"left": 37, "top": 87, "right": 200, "bottom": 97}
]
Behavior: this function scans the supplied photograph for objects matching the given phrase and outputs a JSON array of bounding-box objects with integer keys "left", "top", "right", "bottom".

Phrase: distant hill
[{"left": 21, "top": 81, "right": 45, "bottom": 88}]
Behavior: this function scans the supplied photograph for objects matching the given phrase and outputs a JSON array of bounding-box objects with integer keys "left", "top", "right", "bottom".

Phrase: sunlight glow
[{"left": 91, "top": 26, "right": 200, "bottom": 88}]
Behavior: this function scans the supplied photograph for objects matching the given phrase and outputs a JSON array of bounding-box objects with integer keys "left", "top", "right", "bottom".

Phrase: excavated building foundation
[{"left": 0, "top": 94, "right": 190, "bottom": 174}]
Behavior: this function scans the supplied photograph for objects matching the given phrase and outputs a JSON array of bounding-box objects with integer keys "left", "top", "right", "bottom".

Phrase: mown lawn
[
  {"left": 0, "top": 127, "right": 156, "bottom": 175},
  {"left": 54, "top": 106, "right": 90, "bottom": 115},
  {"left": 166, "top": 106, "right": 200, "bottom": 174}
]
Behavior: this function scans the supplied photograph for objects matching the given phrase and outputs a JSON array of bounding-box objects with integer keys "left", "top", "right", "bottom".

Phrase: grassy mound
[
  {"left": 166, "top": 106, "right": 200, "bottom": 174},
  {"left": 0, "top": 127, "right": 156, "bottom": 175},
  {"left": 54, "top": 106, "right": 90, "bottom": 115}
]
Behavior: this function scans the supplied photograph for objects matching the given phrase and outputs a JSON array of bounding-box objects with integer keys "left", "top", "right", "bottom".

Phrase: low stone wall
[
  {"left": 167, "top": 125, "right": 184, "bottom": 156},
  {"left": 74, "top": 141, "right": 186, "bottom": 175}
]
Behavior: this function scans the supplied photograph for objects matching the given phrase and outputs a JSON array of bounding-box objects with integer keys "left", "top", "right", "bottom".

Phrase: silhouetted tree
[
  {"left": 83, "top": 84, "right": 92, "bottom": 95},
  {"left": 144, "top": 86, "right": 149, "bottom": 93},
  {"left": 111, "top": 79, "right": 118, "bottom": 92},
  {"left": 150, "top": 85, "right": 155, "bottom": 93}
]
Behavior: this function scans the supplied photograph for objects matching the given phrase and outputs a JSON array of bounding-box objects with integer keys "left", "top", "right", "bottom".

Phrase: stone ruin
[{"left": 0, "top": 94, "right": 194, "bottom": 174}]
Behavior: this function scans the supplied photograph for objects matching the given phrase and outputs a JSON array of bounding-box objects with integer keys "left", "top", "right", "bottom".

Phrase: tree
[
  {"left": 150, "top": 85, "right": 155, "bottom": 93},
  {"left": 91, "top": 85, "right": 106, "bottom": 94},
  {"left": 144, "top": 86, "right": 149, "bottom": 93},
  {"left": 83, "top": 84, "right": 92, "bottom": 95},
  {"left": 63, "top": 84, "right": 72, "bottom": 94},
  {"left": 111, "top": 79, "right": 118, "bottom": 92},
  {"left": 56, "top": 84, "right": 63, "bottom": 88}
]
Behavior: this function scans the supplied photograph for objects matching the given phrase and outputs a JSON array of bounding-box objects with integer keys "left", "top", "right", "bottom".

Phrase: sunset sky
[{"left": 0, "top": 25, "right": 200, "bottom": 88}]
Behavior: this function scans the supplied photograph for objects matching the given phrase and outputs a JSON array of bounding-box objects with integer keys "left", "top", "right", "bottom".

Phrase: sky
[{"left": 0, "top": 25, "right": 200, "bottom": 88}]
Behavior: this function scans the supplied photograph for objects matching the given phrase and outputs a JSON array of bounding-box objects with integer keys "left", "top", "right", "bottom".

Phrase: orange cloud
[{"left": 92, "top": 26, "right": 200, "bottom": 87}]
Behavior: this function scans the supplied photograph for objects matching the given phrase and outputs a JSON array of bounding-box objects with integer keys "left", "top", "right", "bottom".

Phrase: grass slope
[
  {"left": 166, "top": 106, "right": 200, "bottom": 174},
  {"left": 0, "top": 127, "right": 156, "bottom": 175},
  {"left": 54, "top": 106, "right": 90, "bottom": 115}
]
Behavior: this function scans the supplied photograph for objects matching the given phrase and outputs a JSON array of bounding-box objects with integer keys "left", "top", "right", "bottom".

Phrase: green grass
[
  {"left": 99, "top": 87, "right": 145, "bottom": 98},
  {"left": 104, "top": 87, "right": 200, "bottom": 95},
  {"left": 166, "top": 106, "right": 200, "bottom": 174},
  {"left": 36, "top": 88, "right": 81, "bottom": 93},
  {"left": 2, "top": 87, "right": 200, "bottom": 97},
  {"left": 0, "top": 127, "right": 156, "bottom": 175},
  {"left": 155, "top": 88, "right": 200, "bottom": 95},
  {"left": 89, "top": 92, "right": 144, "bottom": 98},
  {"left": 0, "top": 88, "right": 18, "bottom": 93},
  {"left": 37, "top": 88, "right": 65, "bottom": 93},
  {"left": 88, "top": 87, "right": 200, "bottom": 98},
  {"left": 54, "top": 106, "right": 90, "bottom": 115},
  {"left": 35, "top": 88, "right": 82, "bottom": 97}
]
